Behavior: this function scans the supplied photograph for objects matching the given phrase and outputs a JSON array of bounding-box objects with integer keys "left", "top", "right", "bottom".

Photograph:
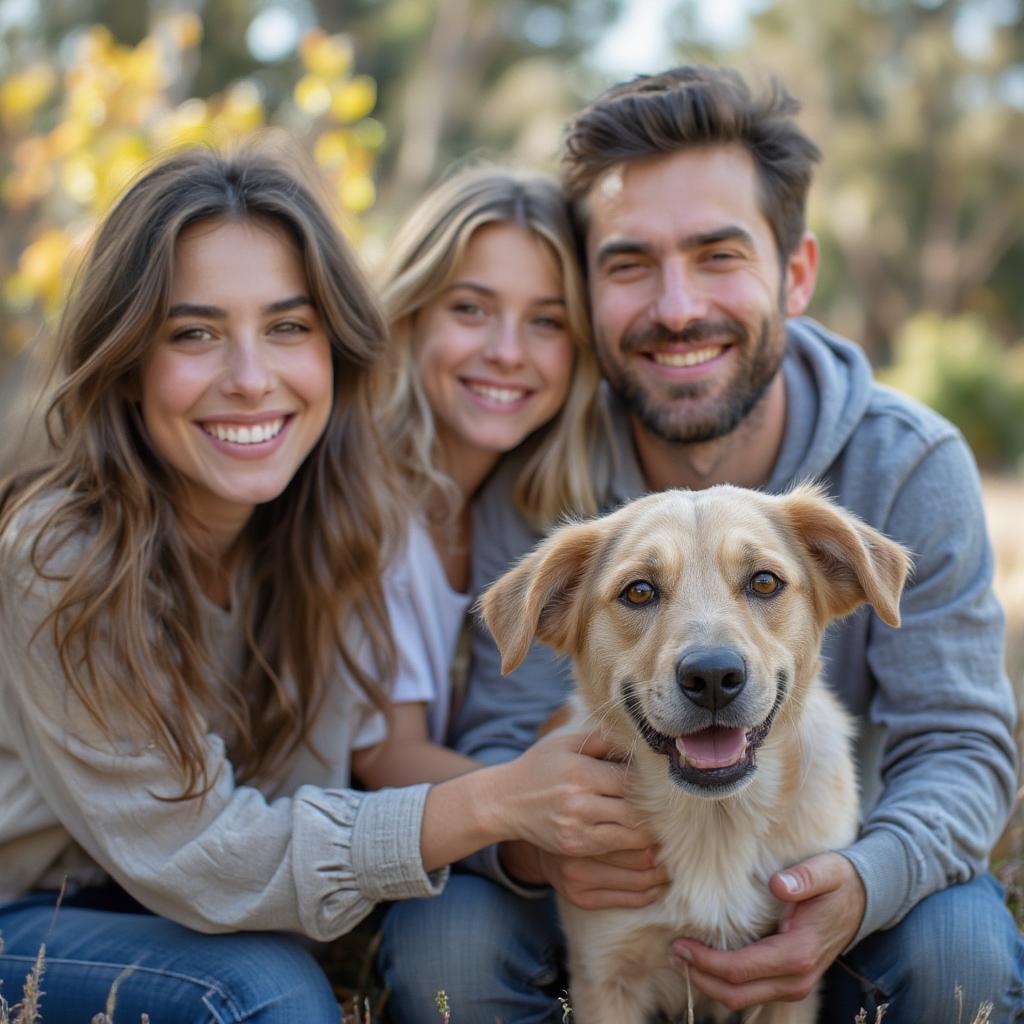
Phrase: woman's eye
[
  {"left": 620, "top": 580, "right": 658, "bottom": 606},
  {"left": 451, "top": 302, "right": 485, "bottom": 318},
  {"left": 171, "top": 326, "right": 212, "bottom": 342},
  {"left": 749, "top": 571, "right": 784, "bottom": 597},
  {"left": 532, "top": 316, "right": 566, "bottom": 332},
  {"left": 271, "top": 321, "right": 308, "bottom": 335}
]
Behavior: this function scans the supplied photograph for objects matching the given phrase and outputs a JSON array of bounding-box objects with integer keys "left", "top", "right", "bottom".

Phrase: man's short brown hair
[{"left": 561, "top": 65, "right": 821, "bottom": 261}]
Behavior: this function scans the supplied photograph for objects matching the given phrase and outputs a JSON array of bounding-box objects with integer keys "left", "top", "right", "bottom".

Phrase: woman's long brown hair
[{"left": 0, "top": 145, "right": 404, "bottom": 800}]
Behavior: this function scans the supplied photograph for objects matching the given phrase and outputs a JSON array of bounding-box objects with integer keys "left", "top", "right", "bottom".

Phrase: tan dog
[{"left": 480, "top": 484, "right": 910, "bottom": 1024}]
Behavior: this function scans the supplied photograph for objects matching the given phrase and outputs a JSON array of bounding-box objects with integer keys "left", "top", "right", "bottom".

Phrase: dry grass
[{"left": 0, "top": 925, "right": 1007, "bottom": 1023}]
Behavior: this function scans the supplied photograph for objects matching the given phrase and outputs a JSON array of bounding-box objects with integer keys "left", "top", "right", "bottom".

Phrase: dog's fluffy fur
[{"left": 481, "top": 484, "right": 910, "bottom": 1024}]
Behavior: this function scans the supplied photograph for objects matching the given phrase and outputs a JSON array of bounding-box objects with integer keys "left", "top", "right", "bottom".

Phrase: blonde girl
[{"left": 353, "top": 166, "right": 605, "bottom": 785}]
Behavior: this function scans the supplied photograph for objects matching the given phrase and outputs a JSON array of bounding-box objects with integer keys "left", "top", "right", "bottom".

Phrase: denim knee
[
  {"left": 0, "top": 899, "right": 340, "bottom": 1024},
  {"left": 834, "top": 874, "right": 1024, "bottom": 1023},
  {"left": 194, "top": 931, "right": 341, "bottom": 1023},
  {"left": 379, "top": 873, "right": 564, "bottom": 1024}
]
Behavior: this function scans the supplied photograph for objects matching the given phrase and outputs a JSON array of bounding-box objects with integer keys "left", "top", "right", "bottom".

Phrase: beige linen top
[{"left": 0, "top": 501, "right": 446, "bottom": 940}]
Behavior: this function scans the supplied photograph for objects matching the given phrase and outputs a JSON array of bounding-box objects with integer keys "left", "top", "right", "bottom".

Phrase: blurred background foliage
[{"left": 0, "top": 0, "right": 1022, "bottom": 470}]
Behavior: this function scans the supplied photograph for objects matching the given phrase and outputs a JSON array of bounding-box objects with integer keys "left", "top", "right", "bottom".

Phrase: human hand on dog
[
  {"left": 669, "top": 852, "right": 866, "bottom": 1011},
  {"left": 493, "top": 730, "right": 659, "bottom": 862},
  {"left": 536, "top": 844, "right": 669, "bottom": 909}
]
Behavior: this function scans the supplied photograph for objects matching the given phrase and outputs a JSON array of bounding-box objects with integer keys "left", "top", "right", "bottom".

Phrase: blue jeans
[
  {"left": 0, "top": 888, "right": 341, "bottom": 1022},
  {"left": 379, "top": 871, "right": 1024, "bottom": 1023}
]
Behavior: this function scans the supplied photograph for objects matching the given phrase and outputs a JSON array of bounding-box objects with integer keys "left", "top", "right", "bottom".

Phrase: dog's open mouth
[
  {"left": 669, "top": 718, "right": 773, "bottom": 789},
  {"left": 623, "top": 684, "right": 779, "bottom": 793}
]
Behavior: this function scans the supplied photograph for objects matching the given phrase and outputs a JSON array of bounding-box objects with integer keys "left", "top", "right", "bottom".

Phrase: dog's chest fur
[{"left": 557, "top": 686, "right": 857, "bottom": 1022}]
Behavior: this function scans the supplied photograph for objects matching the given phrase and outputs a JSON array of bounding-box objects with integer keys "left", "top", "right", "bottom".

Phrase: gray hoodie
[{"left": 454, "top": 317, "right": 1018, "bottom": 946}]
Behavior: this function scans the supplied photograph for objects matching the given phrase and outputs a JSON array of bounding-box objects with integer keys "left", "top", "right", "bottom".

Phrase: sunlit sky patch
[{"left": 588, "top": 0, "right": 766, "bottom": 75}]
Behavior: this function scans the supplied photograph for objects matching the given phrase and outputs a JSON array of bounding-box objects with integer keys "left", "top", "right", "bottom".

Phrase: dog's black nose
[{"left": 676, "top": 647, "right": 747, "bottom": 711}]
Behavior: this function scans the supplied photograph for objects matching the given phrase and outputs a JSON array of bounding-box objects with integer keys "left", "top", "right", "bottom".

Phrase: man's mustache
[{"left": 619, "top": 319, "right": 747, "bottom": 353}]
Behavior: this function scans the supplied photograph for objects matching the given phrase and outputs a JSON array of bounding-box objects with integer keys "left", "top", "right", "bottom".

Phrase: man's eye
[
  {"left": 620, "top": 580, "right": 658, "bottom": 606},
  {"left": 609, "top": 261, "right": 642, "bottom": 275},
  {"left": 749, "top": 571, "right": 784, "bottom": 597}
]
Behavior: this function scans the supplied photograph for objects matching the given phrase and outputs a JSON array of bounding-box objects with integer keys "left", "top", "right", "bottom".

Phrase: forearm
[
  {"left": 841, "top": 730, "right": 1016, "bottom": 944},
  {"left": 420, "top": 760, "right": 518, "bottom": 871},
  {"left": 354, "top": 738, "right": 478, "bottom": 788}
]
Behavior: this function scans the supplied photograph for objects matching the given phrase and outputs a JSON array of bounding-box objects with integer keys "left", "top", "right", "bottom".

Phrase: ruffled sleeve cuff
[
  {"left": 352, "top": 784, "right": 448, "bottom": 901},
  {"left": 292, "top": 784, "right": 447, "bottom": 940}
]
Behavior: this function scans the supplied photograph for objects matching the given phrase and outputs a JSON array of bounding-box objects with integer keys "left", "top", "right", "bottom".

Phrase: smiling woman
[{"left": 141, "top": 217, "right": 334, "bottom": 570}]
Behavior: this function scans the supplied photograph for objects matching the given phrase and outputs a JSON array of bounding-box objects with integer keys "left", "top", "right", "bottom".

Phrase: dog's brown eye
[
  {"left": 620, "top": 580, "right": 657, "bottom": 606},
  {"left": 749, "top": 571, "right": 783, "bottom": 597}
]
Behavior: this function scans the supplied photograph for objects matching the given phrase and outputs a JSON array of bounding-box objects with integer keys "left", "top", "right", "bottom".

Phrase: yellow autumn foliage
[{"left": 1, "top": 16, "right": 381, "bottom": 351}]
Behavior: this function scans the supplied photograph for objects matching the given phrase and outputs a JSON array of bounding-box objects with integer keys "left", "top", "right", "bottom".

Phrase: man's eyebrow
[
  {"left": 594, "top": 239, "right": 655, "bottom": 266},
  {"left": 166, "top": 295, "right": 313, "bottom": 319},
  {"left": 683, "top": 226, "right": 755, "bottom": 250}
]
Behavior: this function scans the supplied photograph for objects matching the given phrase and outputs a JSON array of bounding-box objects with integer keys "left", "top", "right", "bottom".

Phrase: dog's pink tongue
[{"left": 676, "top": 727, "right": 747, "bottom": 769}]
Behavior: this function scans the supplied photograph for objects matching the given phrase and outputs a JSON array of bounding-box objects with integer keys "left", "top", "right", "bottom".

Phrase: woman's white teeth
[
  {"left": 652, "top": 346, "right": 722, "bottom": 368},
  {"left": 204, "top": 417, "right": 285, "bottom": 444},
  {"left": 467, "top": 382, "right": 527, "bottom": 403}
]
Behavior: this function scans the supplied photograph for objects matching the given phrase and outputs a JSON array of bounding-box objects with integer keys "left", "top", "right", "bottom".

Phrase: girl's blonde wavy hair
[
  {"left": 0, "top": 144, "right": 404, "bottom": 800},
  {"left": 376, "top": 165, "right": 605, "bottom": 528}
]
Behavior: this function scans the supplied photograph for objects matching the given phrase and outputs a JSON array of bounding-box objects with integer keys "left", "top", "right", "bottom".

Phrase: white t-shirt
[{"left": 385, "top": 518, "right": 473, "bottom": 743}]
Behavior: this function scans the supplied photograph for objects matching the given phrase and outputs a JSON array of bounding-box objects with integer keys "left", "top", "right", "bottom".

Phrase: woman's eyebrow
[
  {"left": 262, "top": 295, "right": 313, "bottom": 315},
  {"left": 166, "top": 295, "right": 312, "bottom": 319}
]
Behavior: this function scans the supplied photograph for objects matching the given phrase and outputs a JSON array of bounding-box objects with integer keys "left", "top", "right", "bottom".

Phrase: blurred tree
[
  {"left": 318, "top": 0, "right": 624, "bottom": 218},
  {"left": 882, "top": 311, "right": 1024, "bottom": 468},
  {"left": 670, "top": 0, "right": 1024, "bottom": 364}
]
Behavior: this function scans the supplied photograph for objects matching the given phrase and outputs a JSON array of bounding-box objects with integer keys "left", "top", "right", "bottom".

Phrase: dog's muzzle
[{"left": 623, "top": 662, "right": 785, "bottom": 797}]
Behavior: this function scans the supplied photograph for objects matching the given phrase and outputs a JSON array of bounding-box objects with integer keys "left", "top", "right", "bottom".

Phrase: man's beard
[{"left": 597, "top": 315, "right": 785, "bottom": 444}]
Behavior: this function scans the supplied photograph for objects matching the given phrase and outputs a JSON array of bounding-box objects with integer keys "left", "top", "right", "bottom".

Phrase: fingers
[
  {"left": 542, "top": 851, "right": 668, "bottom": 909},
  {"left": 564, "top": 884, "right": 666, "bottom": 910},
  {"left": 672, "top": 933, "right": 800, "bottom": 985},
  {"left": 560, "top": 821, "right": 652, "bottom": 858},
  {"left": 769, "top": 850, "right": 852, "bottom": 902},
  {"left": 573, "top": 729, "right": 621, "bottom": 761},
  {"left": 671, "top": 934, "right": 819, "bottom": 1011},
  {"left": 566, "top": 861, "right": 666, "bottom": 894},
  {"left": 598, "top": 846, "right": 666, "bottom": 872},
  {"left": 676, "top": 962, "right": 817, "bottom": 1011}
]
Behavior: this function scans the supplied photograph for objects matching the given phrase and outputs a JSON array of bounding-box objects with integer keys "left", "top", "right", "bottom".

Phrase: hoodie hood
[{"left": 766, "top": 318, "right": 875, "bottom": 493}]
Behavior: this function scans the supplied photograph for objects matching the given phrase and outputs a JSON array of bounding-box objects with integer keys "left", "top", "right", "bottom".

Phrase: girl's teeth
[
  {"left": 204, "top": 418, "right": 285, "bottom": 444},
  {"left": 468, "top": 383, "right": 527, "bottom": 403},
  {"left": 652, "top": 346, "right": 722, "bottom": 368}
]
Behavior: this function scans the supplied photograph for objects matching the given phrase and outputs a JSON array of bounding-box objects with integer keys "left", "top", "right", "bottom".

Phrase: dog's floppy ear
[
  {"left": 780, "top": 483, "right": 912, "bottom": 627},
  {"left": 479, "top": 518, "right": 605, "bottom": 675}
]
